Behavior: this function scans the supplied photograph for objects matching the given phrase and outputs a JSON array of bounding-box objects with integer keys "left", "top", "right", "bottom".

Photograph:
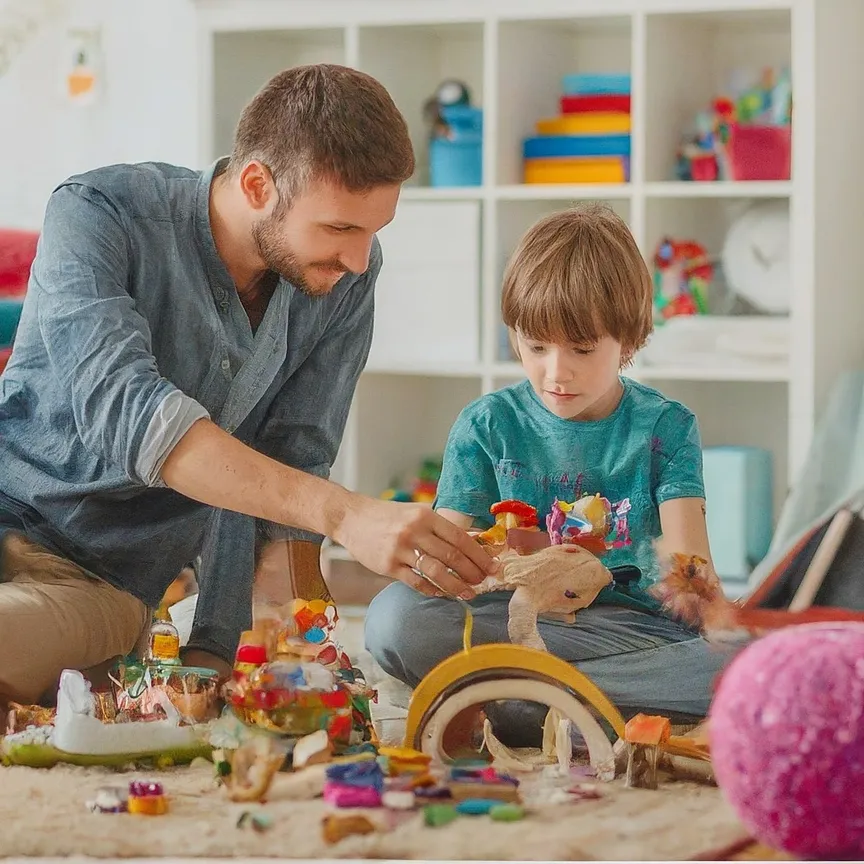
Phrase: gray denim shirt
[{"left": 0, "top": 159, "right": 378, "bottom": 657}]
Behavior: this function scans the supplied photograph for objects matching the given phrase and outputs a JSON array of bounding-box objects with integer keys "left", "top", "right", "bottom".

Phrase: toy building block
[{"left": 624, "top": 713, "right": 671, "bottom": 790}]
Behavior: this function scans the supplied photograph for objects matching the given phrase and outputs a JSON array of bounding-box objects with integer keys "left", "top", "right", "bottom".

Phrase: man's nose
[{"left": 341, "top": 238, "right": 373, "bottom": 275}]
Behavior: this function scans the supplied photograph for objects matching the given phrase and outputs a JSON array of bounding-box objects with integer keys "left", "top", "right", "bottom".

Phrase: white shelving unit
[{"left": 195, "top": 0, "right": 864, "bottom": 558}]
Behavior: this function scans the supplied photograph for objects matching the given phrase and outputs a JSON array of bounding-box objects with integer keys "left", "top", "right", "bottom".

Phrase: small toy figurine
[
  {"left": 653, "top": 237, "right": 713, "bottom": 321},
  {"left": 127, "top": 780, "right": 168, "bottom": 815},
  {"left": 624, "top": 713, "right": 671, "bottom": 790}
]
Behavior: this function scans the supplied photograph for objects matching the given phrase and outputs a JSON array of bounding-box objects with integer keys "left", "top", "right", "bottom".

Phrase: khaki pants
[{"left": 0, "top": 534, "right": 149, "bottom": 705}]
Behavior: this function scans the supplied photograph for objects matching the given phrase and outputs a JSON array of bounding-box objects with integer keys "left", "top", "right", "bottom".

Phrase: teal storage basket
[{"left": 430, "top": 105, "right": 483, "bottom": 187}]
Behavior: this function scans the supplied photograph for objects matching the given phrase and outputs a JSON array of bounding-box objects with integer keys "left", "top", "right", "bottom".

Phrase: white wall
[{"left": 0, "top": 0, "right": 199, "bottom": 229}]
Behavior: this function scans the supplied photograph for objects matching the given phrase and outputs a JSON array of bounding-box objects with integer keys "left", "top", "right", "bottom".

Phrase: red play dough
[{"left": 709, "top": 623, "right": 864, "bottom": 858}]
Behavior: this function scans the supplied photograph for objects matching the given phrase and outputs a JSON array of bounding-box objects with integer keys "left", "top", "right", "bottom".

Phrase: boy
[{"left": 365, "top": 204, "right": 732, "bottom": 744}]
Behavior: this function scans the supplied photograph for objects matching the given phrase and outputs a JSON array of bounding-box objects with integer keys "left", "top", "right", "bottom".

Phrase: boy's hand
[{"left": 333, "top": 496, "right": 499, "bottom": 598}]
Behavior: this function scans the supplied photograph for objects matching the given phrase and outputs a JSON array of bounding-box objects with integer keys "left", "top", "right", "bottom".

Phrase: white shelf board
[
  {"left": 400, "top": 186, "right": 487, "bottom": 201},
  {"left": 644, "top": 181, "right": 793, "bottom": 198},
  {"left": 496, "top": 184, "right": 632, "bottom": 201},
  {"left": 628, "top": 363, "right": 790, "bottom": 383},
  {"left": 363, "top": 362, "right": 485, "bottom": 379}
]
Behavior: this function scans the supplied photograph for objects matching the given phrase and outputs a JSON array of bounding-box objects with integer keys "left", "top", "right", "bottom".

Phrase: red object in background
[
  {"left": 560, "top": 94, "right": 631, "bottom": 114},
  {"left": 0, "top": 347, "right": 10, "bottom": 374},
  {"left": 0, "top": 229, "right": 39, "bottom": 296},
  {"left": 726, "top": 123, "right": 792, "bottom": 181},
  {"left": 690, "top": 153, "right": 719, "bottom": 181}
]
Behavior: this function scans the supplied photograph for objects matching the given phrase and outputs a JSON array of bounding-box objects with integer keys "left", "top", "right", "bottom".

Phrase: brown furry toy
[{"left": 649, "top": 553, "right": 738, "bottom": 632}]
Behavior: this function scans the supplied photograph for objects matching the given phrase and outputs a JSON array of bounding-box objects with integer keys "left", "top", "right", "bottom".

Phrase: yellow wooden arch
[{"left": 402, "top": 643, "right": 627, "bottom": 749}]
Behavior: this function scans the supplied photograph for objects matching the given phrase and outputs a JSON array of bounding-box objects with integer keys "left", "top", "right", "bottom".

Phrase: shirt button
[{"left": 221, "top": 359, "right": 230, "bottom": 371}]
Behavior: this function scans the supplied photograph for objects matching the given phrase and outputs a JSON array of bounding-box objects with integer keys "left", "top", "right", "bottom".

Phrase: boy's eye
[
  {"left": 528, "top": 344, "right": 546, "bottom": 354},
  {"left": 575, "top": 346, "right": 595, "bottom": 356}
]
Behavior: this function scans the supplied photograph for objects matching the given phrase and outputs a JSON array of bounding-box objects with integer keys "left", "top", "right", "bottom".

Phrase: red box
[
  {"left": 560, "top": 94, "right": 631, "bottom": 114},
  {"left": 726, "top": 123, "right": 791, "bottom": 181}
]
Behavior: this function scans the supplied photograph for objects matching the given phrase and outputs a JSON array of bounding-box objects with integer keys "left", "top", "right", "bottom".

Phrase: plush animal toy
[{"left": 472, "top": 543, "right": 613, "bottom": 651}]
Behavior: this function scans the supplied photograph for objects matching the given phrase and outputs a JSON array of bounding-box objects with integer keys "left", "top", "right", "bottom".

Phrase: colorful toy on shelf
[
  {"left": 380, "top": 457, "right": 442, "bottom": 505},
  {"left": 652, "top": 237, "right": 713, "bottom": 321},
  {"left": 524, "top": 72, "right": 631, "bottom": 184},
  {"left": 675, "top": 67, "right": 792, "bottom": 182},
  {"left": 424, "top": 80, "right": 482, "bottom": 188}
]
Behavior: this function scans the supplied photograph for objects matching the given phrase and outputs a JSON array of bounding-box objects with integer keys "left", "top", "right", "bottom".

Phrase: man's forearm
[{"left": 160, "top": 418, "right": 354, "bottom": 539}]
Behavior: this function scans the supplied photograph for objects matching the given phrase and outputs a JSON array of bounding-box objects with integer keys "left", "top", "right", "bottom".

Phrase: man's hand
[{"left": 333, "top": 497, "right": 499, "bottom": 599}]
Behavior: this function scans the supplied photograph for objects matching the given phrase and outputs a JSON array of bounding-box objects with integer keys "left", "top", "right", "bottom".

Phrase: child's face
[{"left": 516, "top": 332, "right": 624, "bottom": 421}]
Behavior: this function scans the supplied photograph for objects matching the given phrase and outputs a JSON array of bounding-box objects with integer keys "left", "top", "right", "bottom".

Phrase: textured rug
[{"left": 0, "top": 760, "right": 756, "bottom": 860}]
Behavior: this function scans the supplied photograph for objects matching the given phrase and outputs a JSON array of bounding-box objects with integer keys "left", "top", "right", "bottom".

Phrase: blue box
[
  {"left": 430, "top": 105, "right": 483, "bottom": 187},
  {"left": 703, "top": 446, "right": 774, "bottom": 583},
  {"left": 562, "top": 73, "right": 631, "bottom": 96},
  {"left": 522, "top": 134, "right": 631, "bottom": 159},
  {"left": 0, "top": 297, "right": 24, "bottom": 348}
]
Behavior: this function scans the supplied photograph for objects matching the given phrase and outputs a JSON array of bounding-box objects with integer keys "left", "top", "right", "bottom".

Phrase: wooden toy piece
[
  {"left": 322, "top": 813, "right": 377, "bottom": 844},
  {"left": 404, "top": 643, "right": 626, "bottom": 781},
  {"left": 624, "top": 713, "right": 672, "bottom": 790}
]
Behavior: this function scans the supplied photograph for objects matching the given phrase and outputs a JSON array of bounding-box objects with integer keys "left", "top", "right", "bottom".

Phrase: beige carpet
[{"left": 0, "top": 760, "right": 750, "bottom": 860}]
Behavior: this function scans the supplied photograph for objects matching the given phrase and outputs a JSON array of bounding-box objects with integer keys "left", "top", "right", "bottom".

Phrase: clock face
[{"left": 722, "top": 200, "right": 791, "bottom": 314}]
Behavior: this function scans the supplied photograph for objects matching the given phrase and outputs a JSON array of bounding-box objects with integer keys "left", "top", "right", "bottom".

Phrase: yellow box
[
  {"left": 523, "top": 157, "right": 628, "bottom": 184},
  {"left": 536, "top": 113, "right": 631, "bottom": 135}
]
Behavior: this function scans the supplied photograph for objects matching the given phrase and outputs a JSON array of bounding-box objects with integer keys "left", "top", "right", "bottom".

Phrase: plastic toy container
[
  {"left": 561, "top": 73, "right": 631, "bottom": 96},
  {"left": 726, "top": 123, "right": 791, "bottom": 181},
  {"left": 429, "top": 105, "right": 483, "bottom": 187},
  {"left": 523, "top": 134, "right": 631, "bottom": 159},
  {"left": 0, "top": 297, "right": 24, "bottom": 348}
]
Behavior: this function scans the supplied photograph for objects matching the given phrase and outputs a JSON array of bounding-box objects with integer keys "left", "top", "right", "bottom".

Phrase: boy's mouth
[{"left": 545, "top": 391, "right": 578, "bottom": 401}]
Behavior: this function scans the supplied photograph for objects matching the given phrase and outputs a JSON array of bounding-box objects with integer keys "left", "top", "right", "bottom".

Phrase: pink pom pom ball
[{"left": 709, "top": 622, "right": 864, "bottom": 858}]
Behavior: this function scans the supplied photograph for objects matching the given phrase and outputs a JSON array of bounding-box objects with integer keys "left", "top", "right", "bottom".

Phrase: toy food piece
[
  {"left": 476, "top": 500, "right": 538, "bottom": 546},
  {"left": 86, "top": 785, "right": 128, "bottom": 813},
  {"left": 423, "top": 804, "right": 459, "bottom": 827},
  {"left": 624, "top": 713, "right": 671, "bottom": 790},
  {"left": 127, "top": 780, "right": 168, "bottom": 815},
  {"left": 322, "top": 813, "right": 377, "bottom": 844},
  {"left": 489, "top": 803, "right": 525, "bottom": 822}
]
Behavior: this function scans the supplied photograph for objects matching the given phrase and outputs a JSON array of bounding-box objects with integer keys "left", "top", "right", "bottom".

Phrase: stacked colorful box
[{"left": 523, "top": 73, "right": 631, "bottom": 184}]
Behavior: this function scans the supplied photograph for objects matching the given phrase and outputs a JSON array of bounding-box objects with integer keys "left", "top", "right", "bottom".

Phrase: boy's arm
[
  {"left": 433, "top": 402, "right": 501, "bottom": 532},
  {"left": 653, "top": 407, "right": 718, "bottom": 575}
]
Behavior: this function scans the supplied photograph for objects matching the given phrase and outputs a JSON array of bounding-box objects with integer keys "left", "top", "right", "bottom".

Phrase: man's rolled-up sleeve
[{"left": 32, "top": 184, "right": 208, "bottom": 486}]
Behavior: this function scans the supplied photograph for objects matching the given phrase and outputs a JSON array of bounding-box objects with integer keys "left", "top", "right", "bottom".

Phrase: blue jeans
[{"left": 365, "top": 582, "right": 734, "bottom": 740}]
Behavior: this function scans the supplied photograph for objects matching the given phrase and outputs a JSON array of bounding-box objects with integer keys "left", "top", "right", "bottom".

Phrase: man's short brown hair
[
  {"left": 230, "top": 63, "right": 415, "bottom": 200},
  {"left": 501, "top": 203, "right": 653, "bottom": 360}
]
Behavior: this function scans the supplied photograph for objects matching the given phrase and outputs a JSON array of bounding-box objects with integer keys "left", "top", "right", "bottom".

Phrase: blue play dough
[
  {"left": 304, "top": 626, "right": 326, "bottom": 644},
  {"left": 455, "top": 799, "right": 498, "bottom": 816}
]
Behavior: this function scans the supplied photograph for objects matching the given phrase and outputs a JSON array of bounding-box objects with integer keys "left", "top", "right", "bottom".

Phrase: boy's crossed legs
[{"left": 365, "top": 581, "right": 733, "bottom": 745}]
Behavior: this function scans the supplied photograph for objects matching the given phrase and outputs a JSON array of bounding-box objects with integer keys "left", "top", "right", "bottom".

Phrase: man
[{"left": 0, "top": 64, "right": 496, "bottom": 708}]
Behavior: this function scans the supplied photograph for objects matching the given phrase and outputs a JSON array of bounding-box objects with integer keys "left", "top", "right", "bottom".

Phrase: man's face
[{"left": 251, "top": 177, "right": 400, "bottom": 295}]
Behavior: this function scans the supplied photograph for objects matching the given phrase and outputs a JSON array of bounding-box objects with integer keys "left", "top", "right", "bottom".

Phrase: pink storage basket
[{"left": 726, "top": 123, "right": 791, "bottom": 181}]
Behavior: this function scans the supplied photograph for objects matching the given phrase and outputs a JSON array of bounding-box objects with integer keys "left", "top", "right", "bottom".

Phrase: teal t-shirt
[{"left": 434, "top": 377, "right": 705, "bottom": 608}]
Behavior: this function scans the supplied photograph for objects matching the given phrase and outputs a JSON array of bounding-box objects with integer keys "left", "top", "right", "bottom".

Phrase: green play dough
[
  {"left": 489, "top": 803, "right": 525, "bottom": 822},
  {"left": 423, "top": 804, "right": 459, "bottom": 827}
]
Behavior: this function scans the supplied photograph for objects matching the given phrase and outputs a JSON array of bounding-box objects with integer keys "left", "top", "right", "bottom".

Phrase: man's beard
[{"left": 252, "top": 214, "right": 347, "bottom": 297}]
